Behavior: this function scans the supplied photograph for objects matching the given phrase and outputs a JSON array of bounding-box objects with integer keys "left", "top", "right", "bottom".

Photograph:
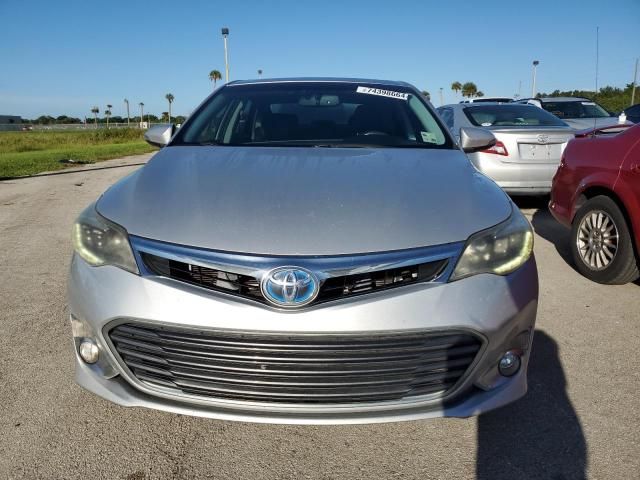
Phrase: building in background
[{"left": 0, "top": 115, "right": 23, "bottom": 131}]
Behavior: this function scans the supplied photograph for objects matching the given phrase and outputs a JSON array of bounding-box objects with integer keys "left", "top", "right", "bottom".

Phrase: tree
[
  {"left": 161, "top": 112, "right": 169, "bottom": 122},
  {"left": 91, "top": 106, "right": 99, "bottom": 127},
  {"left": 36, "top": 115, "right": 55, "bottom": 125},
  {"left": 476, "top": 91, "right": 485, "bottom": 98},
  {"left": 55, "top": 115, "right": 81, "bottom": 124},
  {"left": 451, "top": 81, "right": 462, "bottom": 96},
  {"left": 461, "top": 82, "right": 478, "bottom": 98},
  {"left": 421, "top": 90, "right": 431, "bottom": 101},
  {"left": 124, "top": 98, "right": 130, "bottom": 126},
  {"left": 209, "top": 69, "right": 222, "bottom": 90},
  {"left": 106, "top": 104, "right": 112, "bottom": 127},
  {"left": 165, "top": 93, "right": 174, "bottom": 123},
  {"left": 138, "top": 102, "right": 145, "bottom": 127}
]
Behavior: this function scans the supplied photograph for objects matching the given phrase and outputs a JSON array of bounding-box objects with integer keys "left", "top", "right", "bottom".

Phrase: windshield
[
  {"left": 541, "top": 100, "right": 610, "bottom": 119},
  {"left": 173, "top": 83, "right": 453, "bottom": 149},
  {"left": 464, "top": 104, "right": 567, "bottom": 127}
]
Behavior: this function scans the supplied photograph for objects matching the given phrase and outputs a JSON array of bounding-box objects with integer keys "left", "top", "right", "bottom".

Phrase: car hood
[
  {"left": 563, "top": 117, "right": 626, "bottom": 131},
  {"left": 97, "top": 146, "right": 511, "bottom": 256}
]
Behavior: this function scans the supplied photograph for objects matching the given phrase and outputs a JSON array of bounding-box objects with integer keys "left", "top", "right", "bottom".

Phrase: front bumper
[
  {"left": 68, "top": 254, "right": 538, "bottom": 424},
  {"left": 549, "top": 197, "right": 573, "bottom": 227}
]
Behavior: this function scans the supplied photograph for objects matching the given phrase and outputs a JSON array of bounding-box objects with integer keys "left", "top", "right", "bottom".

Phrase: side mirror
[
  {"left": 459, "top": 127, "right": 496, "bottom": 153},
  {"left": 144, "top": 124, "right": 175, "bottom": 148}
]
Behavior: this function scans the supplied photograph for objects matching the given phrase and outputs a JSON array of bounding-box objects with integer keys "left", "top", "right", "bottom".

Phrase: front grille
[
  {"left": 141, "top": 252, "right": 448, "bottom": 306},
  {"left": 109, "top": 323, "right": 482, "bottom": 404},
  {"left": 142, "top": 253, "right": 263, "bottom": 299}
]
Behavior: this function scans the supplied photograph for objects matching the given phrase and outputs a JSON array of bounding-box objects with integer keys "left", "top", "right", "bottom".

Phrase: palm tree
[
  {"left": 165, "top": 93, "right": 174, "bottom": 123},
  {"left": 258, "top": 69, "right": 263, "bottom": 78},
  {"left": 105, "top": 104, "right": 112, "bottom": 128},
  {"left": 451, "top": 81, "right": 462, "bottom": 96},
  {"left": 461, "top": 82, "right": 478, "bottom": 98},
  {"left": 421, "top": 90, "right": 431, "bottom": 101},
  {"left": 138, "top": 102, "right": 144, "bottom": 127},
  {"left": 90, "top": 106, "right": 99, "bottom": 127},
  {"left": 209, "top": 70, "right": 222, "bottom": 90},
  {"left": 124, "top": 98, "right": 130, "bottom": 126},
  {"left": 161, "top": 112, "right": 169, "bottom": 122},
  {"left": 475, "top": 91, "right": 485, "bottom": 98}
]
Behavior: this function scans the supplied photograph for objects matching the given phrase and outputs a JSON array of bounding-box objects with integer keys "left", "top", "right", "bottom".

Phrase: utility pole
[
  {"left": 221, "top": 27, "right": 230, "bottom": 83},
  {"left": 531, "top": 60, "right": 539, "bottom": 98},
  {"left": 632, "top": 58, "right": 638, "bottom": 106}
]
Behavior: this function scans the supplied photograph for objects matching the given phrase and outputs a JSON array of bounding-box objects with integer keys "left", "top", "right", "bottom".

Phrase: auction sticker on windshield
[{"left": 356, "top": 86, "right": 409, "bottom": 100}]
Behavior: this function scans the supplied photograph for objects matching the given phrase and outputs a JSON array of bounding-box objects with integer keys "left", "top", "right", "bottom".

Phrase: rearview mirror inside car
[{"left": 459, "top": 127, "right": 497, "bottom": 153}]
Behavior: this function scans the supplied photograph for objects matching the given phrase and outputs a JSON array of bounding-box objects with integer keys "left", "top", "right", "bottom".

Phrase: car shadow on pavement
[
  {"left": 530, "top": 207, "right": 574, "bottom": 266},
  {"left": 476, "top": 330, "right": 587, "bottom": 480},
  {"left": 511, "top": 195, "right": 575, "bottom": 267}
]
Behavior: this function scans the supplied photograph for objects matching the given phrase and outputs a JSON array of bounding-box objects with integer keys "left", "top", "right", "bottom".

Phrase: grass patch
[{"left": 0, "top": 129, "right": 157, "bottom": 178}]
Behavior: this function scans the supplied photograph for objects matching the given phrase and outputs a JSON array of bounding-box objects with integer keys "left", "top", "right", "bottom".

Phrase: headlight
[
  {"left": 451, "top": 207, "right": 533, "bottom": 281},
  {"left": 72, "top": 203, "right": 139, "bottom": 274}
]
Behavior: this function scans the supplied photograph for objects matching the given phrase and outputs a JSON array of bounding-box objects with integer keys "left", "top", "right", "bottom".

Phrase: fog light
[
  {"left": 498, "top": 351, "right": 521, "bottom": 377},
  {"left": 79, "top": 339, "right": 100, "bottom": 364}
]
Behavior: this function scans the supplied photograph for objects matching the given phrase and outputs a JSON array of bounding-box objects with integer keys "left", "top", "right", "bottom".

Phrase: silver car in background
[
  {"left": 438, "top": 103, "right": 574, "bottom": 194},
  {"left": 68, "top": 78, "right": 538, "bottom": 424},
  {"left": 516, "top": 97, "right": 627, "bottom": 130}
]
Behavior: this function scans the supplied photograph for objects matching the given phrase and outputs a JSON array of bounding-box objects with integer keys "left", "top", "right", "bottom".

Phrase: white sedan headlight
[
  {"left": 72, "top": 204, "right": 139, "bottom": 274},
  {"left": 451, "top": 207, "right": 533, "bottom": 281}
]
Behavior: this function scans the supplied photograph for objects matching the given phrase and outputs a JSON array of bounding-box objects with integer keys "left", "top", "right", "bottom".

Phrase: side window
[{"left": 438, "top": 108, "right": 454, "bottom": 130}]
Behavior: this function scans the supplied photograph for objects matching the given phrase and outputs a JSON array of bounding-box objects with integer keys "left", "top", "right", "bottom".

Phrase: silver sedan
[
  {"left": 68, "top": 78, "right": 538, "bottom": 424},
  {"left": 438, "top": 103, "right": 574, "bottom": 194}
]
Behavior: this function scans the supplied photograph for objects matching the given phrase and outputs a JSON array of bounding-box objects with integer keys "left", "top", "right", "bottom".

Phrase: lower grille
[{"left": 109, "top": 323, "right": 482, "bottom": 404}]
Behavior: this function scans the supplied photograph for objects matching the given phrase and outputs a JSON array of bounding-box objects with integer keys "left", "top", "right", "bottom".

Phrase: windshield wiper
[
  {"left": 190, "top": 140, "right": 223, "bottom": 146},
  {"left": 393, "top": 143, "right": 442, "bottom": 149},
  {"left": 311, "top": 143, "right": 376, "bottom": 148}
]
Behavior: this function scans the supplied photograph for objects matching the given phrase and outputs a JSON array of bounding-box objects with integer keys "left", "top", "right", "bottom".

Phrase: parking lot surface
[{"left": 1, "top": 154, "right": 638, "bottom": 479}]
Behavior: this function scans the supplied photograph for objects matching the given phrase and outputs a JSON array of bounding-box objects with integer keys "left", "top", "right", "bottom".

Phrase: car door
[{"left": 616, "top": 127, "right": 640, "bottom": 248}]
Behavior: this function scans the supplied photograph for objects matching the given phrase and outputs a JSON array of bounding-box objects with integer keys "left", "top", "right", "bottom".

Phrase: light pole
[
  {"left": 124, "top": 98, "right": 130, "bottom": 126},
  {"left": 631, "top": 58, "right": 638, "bottom": 106},
  {"left": 439, "top": 87, "right": 444, "bottom": 106},
  {"left": 531, "top": 60, "right": 539, "bottom": 98},
  {"left": 221, "top": 27, "right": 230, "bottom": 83},
  {"left": 138, "top": 102, "right": 144, "bottom": 128}
]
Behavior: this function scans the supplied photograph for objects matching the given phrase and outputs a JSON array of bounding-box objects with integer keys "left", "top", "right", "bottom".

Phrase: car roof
[
  {"left": 461, "top": 97, "right": 513, "bottom": 102},
  {"left": 227, "top": 77, "right": 414, "bottom": 88},
  {"left": 440, "top": 103, "right": 538, "bottom": 109},
  {"left": 521, "top": 97, "right": 591, "bottom": 103}
]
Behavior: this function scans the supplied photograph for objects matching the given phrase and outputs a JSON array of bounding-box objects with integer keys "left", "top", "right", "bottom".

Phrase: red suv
[{"left": 550, "top": 124, "right": 640, "bottom": 284}]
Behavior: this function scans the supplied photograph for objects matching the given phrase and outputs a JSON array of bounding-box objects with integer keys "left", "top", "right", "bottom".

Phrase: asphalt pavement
[{"left": 1, "top": 154, "right": 638, "bottom": 479}]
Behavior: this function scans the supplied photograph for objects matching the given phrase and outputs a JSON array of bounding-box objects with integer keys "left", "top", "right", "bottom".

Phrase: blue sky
[{"left": 1, "top": 0, "right": 639, "bottom": 118}]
